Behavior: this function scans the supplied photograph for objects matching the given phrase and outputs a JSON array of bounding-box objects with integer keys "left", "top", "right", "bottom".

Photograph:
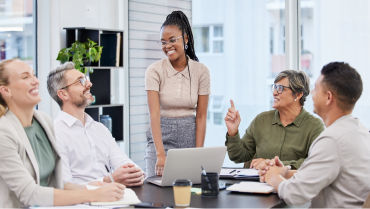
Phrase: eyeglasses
[
  {"left": 60, "top": 76, "right": 90, "bottom": 90},
  {"left": 158, "top": 36, "right": 182, "bottom": 48},
  {"left": 271, "top": 84, "right": 293, "bottom": 94}
]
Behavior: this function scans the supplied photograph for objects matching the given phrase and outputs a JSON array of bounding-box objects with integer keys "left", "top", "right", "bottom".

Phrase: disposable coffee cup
[{"left": 172, "top": 179, "right": 192, "bottom": 206}]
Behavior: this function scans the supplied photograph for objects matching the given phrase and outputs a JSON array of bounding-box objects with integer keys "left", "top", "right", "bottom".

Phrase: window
[
  {"left": 300, "top": 25, "right": 304, "bottom": 52},
  {"left": 301, "top": 0, "right": 370, "bottom": 129},
  {"left": 0, "top": 0, "right": 35, "bottom": 69},
  {"left": 212, "top": 26, "right": 223, "bottom": 53},
  {"left": 208, "top": 96, "right": 224, "bottom": 125},
  {"left": 193, "top": 0, "right": 285, "bottom": 167},
  {"left": 282, "top": 25, "right": 285, "bottom": 53},
  {"left": 193, "top": 27, "right": 209, "bottom": 52},
  {"left": 193, "top": 25, "right": 223, "bottom": 54},
  {"left": 270, "top": 27, "right": 274, "bottom": 54}
]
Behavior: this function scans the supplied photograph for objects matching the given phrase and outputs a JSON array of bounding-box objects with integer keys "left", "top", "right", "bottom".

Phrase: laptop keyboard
[{"left": 154, "top": 180, "right": 162, "bottom": 184}]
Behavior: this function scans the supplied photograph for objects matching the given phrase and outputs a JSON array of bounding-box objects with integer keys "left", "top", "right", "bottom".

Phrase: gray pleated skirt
[{"left": 145, "top": 116, "right": 196, "bottom": 177}]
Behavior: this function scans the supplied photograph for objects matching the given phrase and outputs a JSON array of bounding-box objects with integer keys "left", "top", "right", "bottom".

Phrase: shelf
[
  {"left": 64, "top": 28, "right": 124, "bottom": 68},
  {"left": 84, "top": 105, "right": 124, "bottom": 142},
  {"left": 63, "top": 27, "right": 123, "bottom": 32},
  {"left": 88, "top": 67, "right": 124, "bottom": 69},
  {"left": 87, "top": 104, "right": 124, "bottom": 108},
  {"left": 64, "top": 27, "right": 125, "bottom": 142},
  {"left": 89, "top": 68, "right": 110, "bottom": 105},
  {"left": 100, "top": 31, "right": 123, "bottom": 67}
]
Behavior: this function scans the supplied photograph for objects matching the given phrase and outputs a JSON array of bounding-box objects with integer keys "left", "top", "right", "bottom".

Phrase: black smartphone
[{"left": 132, "top": 202, "right": 173, "bottom": 208}]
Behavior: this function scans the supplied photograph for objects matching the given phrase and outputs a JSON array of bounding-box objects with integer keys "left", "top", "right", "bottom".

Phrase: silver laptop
[{"left": 146, "top": 146, "right": 227, "bottom": 187}]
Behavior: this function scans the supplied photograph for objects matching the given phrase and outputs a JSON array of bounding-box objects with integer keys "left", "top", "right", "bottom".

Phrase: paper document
[
  {"left": 86, "top": 185, "right": 141, "bottom": 206},
  {"left": 220, "top": 168, "right": 259, "bottom": 177},
  {"left": 226, "top": 182, "right": 275, "bottom": 194},
  {"left": 29, "top": 205, "right": 97, "bottom": 209}
]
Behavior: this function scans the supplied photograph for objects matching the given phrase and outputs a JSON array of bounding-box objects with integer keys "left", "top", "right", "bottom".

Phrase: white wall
[{"left": 37, "top": 0, "right": 124, "bottom": 119}]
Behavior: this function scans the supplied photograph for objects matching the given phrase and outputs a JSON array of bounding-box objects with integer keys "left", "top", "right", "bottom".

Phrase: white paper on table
[
  {"left": 86, "top": 185, "right": 141, "bottom": 206},
  {"left": 226, "top": 182, "right": 275, "bottom": 194},
  {"left": 90, "top": 204, "right": 131, "bottom": 208},
  {"left": 29, "top": 204, "right": 98, "bottom": 209}
]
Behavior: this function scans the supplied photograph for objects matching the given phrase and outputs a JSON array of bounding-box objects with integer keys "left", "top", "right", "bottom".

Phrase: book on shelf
[{"left": 116, "top": 33, "right": 121, "bottom": 67}]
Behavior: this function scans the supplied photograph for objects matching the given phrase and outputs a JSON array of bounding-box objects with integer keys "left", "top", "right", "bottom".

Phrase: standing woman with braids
[{"left": 145, "top": 11, "right": 210, "bottom": 177}]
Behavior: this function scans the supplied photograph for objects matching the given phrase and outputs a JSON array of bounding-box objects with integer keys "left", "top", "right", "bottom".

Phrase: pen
[
  {"left": 201, "top": 165, "right": 212, "bottom": 190},
  {"left": 229, "top": 169, "right": 236, "bottom": 174},
  {"left": 201, "top": 165, "right": 207, "bottom": 175},
  {"left": 105, "top": 165, "right": 115, "bottom": 183}
]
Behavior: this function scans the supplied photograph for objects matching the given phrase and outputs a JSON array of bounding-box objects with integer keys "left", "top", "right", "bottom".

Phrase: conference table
[{"left": 131, "top": 178, "right": 287, "bottom": 208}]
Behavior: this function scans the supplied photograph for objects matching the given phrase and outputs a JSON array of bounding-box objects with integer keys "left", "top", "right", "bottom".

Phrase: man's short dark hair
[{"left": 321, "top": 62, "right": 363, "bottom": 111}]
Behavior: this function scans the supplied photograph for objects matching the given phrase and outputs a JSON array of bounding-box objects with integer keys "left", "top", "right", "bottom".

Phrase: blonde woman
[{"left": 0, "top": 59, "right": 124, "bottom": 208}]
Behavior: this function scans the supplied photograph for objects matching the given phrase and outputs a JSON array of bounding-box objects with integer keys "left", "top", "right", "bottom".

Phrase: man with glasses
[{"left": 47, "top": 62, "right": 144, "bottom": 187}]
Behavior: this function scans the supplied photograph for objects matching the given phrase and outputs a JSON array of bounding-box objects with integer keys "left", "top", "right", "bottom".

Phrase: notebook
[
  {"left": 226, "top": 182, "right": 275, "bottom": 194},
  {"left": 86, "top": 185, "right": 141, "bottom": 205},
  {"left": 220, "top": 168, "right": 260, "bottom": 181}
]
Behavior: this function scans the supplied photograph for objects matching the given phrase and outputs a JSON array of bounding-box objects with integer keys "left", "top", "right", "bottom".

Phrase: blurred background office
[{"left": 1, "top": 0, "right": 369, "bottom": 168}]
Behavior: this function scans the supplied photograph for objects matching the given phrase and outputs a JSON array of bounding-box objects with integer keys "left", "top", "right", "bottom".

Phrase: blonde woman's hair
[{"left": 0, "top": 59, "right": 19, "bottom": 117}]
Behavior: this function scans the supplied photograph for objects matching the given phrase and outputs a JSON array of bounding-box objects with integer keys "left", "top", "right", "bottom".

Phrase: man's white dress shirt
[
  {"left": 55, "top": 111, "right": 140, "bottom": 184},
  {"left": 278, "top": 114, "right": 370, "bottom": 208}
]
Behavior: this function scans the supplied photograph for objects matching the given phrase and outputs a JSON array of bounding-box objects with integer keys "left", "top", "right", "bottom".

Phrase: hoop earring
[{"left": 185, "top": 45, "right": 188, "bottom": 50}]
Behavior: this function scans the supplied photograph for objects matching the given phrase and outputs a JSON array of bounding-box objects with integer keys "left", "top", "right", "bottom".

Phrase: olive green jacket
[{"left": 225, "top": 108, "right": 325, "bottom": 169}]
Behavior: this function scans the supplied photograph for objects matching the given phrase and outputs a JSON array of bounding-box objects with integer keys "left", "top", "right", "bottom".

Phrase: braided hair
[
  {"left": 161, "top": 11, "right": 198, "bottom": 103},
  {"left": 161, "top": 11, "right": 198, "bottom": 62}
]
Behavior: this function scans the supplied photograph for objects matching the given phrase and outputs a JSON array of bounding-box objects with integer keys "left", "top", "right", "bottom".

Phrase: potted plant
[{"left": 56, "top": 39, "right": 103, "bottom": 74}]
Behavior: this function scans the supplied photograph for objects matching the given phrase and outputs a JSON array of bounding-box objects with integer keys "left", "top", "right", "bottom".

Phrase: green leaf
[
  {"left": 93, "top": 53, "right": 101, "bottom": 62},
  {"left": 73, "top": 51, "right": 82, "bottom": 61},
  {"left": 88, "top": 38, "right": 97, "bottom": 47},
  {"left": 85, "top": 51, "right": 91, "bottom": 59},
  {"left": 90, "top": 47, "right": 97, "bottom": 55},
  {"left": 76, "top": 44, "right": 86, "bottom": 55},
  {"left": 56, "top": 48, "right": 69, "bottom": 62},
  {"left": 59, "top": 53, "right": 70, "bottom": 63}
]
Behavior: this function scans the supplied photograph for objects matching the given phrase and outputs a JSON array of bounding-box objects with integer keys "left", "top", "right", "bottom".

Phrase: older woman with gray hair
[{"left": 224, "top": 70, "right": 325, "bottom": 170}]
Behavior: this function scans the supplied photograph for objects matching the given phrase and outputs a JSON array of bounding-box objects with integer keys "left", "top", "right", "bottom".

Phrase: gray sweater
[{"left": 278, "top": 114, "right": 370, "bottom": 208}]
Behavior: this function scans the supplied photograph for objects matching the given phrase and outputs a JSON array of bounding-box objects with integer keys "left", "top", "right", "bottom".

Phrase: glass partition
[
  {"left": 301, "top": 0, "right": 370, "bottom": 129},
  {"left": 192, "top": 0, "right": 287, "bottom": 167},
  {"left": 0, "top": 0, "right": 35, "bottom": 69}
]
